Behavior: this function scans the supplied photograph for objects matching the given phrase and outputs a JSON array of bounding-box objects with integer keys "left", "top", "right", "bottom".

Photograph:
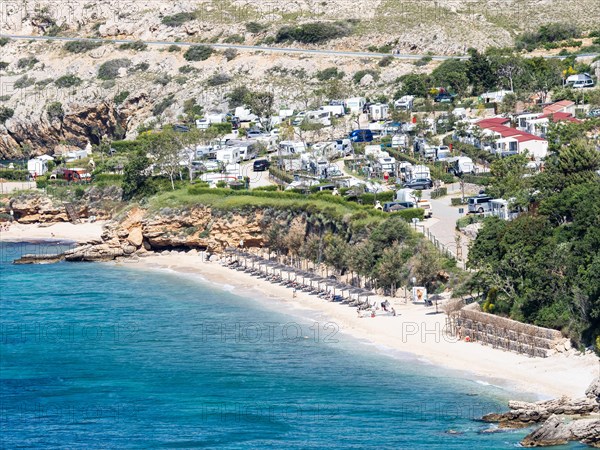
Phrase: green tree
[
  {"left": 466, "top": 49, "right": 496, "bottom": 95},
  {"left": 396, "top": 73, "right": 429, "bottom": 98},
  {"left": 122, "top": 150, "right": 152, "bottom": 200}
]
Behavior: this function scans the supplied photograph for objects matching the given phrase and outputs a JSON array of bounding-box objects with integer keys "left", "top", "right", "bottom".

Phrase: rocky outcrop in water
[{"left": 483, "top": 377, "right": 600, "bottom": 448}]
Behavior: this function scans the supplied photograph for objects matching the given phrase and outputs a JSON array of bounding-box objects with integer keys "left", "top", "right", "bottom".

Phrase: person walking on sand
[{"left": 293, "top": 288, "right": 297, "bottom": 298}]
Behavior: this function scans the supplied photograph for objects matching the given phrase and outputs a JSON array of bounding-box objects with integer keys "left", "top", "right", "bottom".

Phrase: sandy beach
[
  {"left": 0, "top": 221, "right": 106, "bottom": 243},
  {"left": 3, "top": 221, "right": 598, "bottom": 400},
  {"left": 128, "top": 252, "right": 599, "bottom": 401}
]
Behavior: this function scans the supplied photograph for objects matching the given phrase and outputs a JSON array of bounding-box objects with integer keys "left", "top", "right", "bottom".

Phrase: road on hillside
[{"left": 2, "top": 34, "right": 597, "bottom": 61}]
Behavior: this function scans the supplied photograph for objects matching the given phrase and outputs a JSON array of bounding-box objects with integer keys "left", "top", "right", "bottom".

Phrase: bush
[
  {"left": 0, "top": 169, "right": 29, "bottom": 180},
  {"left": 224, "top": 34, "right": 244, "bottom": 44},
  {"left": 430, "top": 187, "right": 447, "bottom": 199},
  {"left": 114, "top": 91, "right": 130, "bottom": 105},
  {"left": 461, "top": 173, "right": 493, "bottom": 186},
  {"left": 184, "top": 45, "right": 214, "bottom": 61},
  {"left": 17, "top": 56, "right": 38, "bottom": 70},
  {"left": 179, "top": 65, "right": 196, "bottom": 74},
  {"left": 316, "top": 67, "right": 344, "bottom": 81},
  {"left": 414, "top": 56, "right": 433, "bottom": 67},
  {"left": 451, "top": 197, "right": 467, "bottom": 206},
  {"left": 162, "top": 12, "right": 197, "bottom": 27},
  {"left": 223, "top": 48, "right": 238, "bottom": 61},
  {"left": 268, "top": 166, "right": 294, "bottom": 183},
  {"left": 0, "top": 62, "right": 9, "bottom": 70},
  {"left": 246, "top": 22, "right": 266, "bottom": 33},
  {"left": 93, "top": 173, "right": 123, "bottom": 186},
  {"left": 206, "top": 72, "right": 231, "bottom": 86},
  {"left": 167, "top": 45, "right": 181, "bottom": 52},
  {"left": 0, "top": 37, "right": 9, "bottom": 47},
  {"left": 97, "top": 59, "right": 132, "bottom": 80},
  {"left": 0, "top": 106, "right": 14, "bottom": 124},
  {"left": 275, "top": 21, "right": 353, "bottom": 44},
  {"left": 132, "top": 62, "right": 150, "bottom": 72},
  {"left": 14, "top": 76, "right": 35, "bottom": 89},
  {"left": 47, "top": 102, "right": 65, "bottom": 120},
  {"left": 55, "top": 74, "right": 82, "bottom": 88},
  {"left": 378, "top": 56, "right": 394, "bottom": 67},
  {"left": 63, "top": 40, "right": 102, "bottom": 53},
  {"left": 391, "top": 208, "right": 425, "bottom": 222},
  {"left": 154, "top": 73, "right": 172, "bottom": 86},
  {"left": 119, "top": 41, "right": 147, "bottom": 51},
  {"left": 36, "top": 78, "right": 53, "bottom": 88},
  {"left": 152, "top": 94, "right": 175, "bottom": 116},
  {"left": 353, "top": 69, "right": 379, "bottom": 84}
]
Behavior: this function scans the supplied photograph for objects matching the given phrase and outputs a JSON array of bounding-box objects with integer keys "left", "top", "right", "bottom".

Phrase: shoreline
[
  {"left": 125, "top": 252, "right": 598, "bottom": 401},
  {"left": 4, "top": 223, "right": 598, "bottom": 401}
]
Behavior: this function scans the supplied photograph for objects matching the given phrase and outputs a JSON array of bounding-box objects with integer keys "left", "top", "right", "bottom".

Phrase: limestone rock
[
  {"left": 127, "top": 227, "right": 143, "bottom": 247},
  {"left": 521, "top": 415, "right": 600, "bottom": 447}
]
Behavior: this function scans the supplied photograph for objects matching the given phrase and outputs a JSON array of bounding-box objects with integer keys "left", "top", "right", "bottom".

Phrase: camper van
[
  {"left": 345, "top": 97, "right": 366, "bottom": 114},
  {"left": 225, "top": 139, "right": 258, "bottom": 161},
  {"left": 448, "top": 157, "right": 475, "bottom": 176},
  {"left": 565, "top": 73, "right": 594, "bottom": 89},
  {"left": 27, "top": 158, "right": 48, "bottom": 177},
  {"left": 394, "top": 95, "right": 414, "bottom": 110},
  {"left": 368, "top": 104, "right": 389, "bottom": 121},
  {"left": 435, "top": 146, "right": 452, "bottom": 161},
  {"left": 420, "top": 143, "right": 437, "bottom": 161},
  {"left": 320, "top": 104, "right": 345, "bottom": 117},
  {"left": 278, "top": 141, "right": 307, "bottom": 156},
  {"left": 391, "top": 134, "right": 408, "bottom": 149},
  {"left": 336, "top": 139, "right": 353, "bottom": 155},
  {"left": 306, "top": 110, "right": 332, "bottom": 126},
  {"left": 216, "top": 147, "right": 241, "bottom": 164},
  {"left": 378, "top": 156, "right": 396, "bottom": 173},
  {"left": 467, "top": 195, "right": 493, "bottom": 214}
]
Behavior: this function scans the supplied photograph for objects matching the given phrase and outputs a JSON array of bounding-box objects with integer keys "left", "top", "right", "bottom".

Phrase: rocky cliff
[{"left": 483, "top": 377, "right": 600, "bottom": 448}]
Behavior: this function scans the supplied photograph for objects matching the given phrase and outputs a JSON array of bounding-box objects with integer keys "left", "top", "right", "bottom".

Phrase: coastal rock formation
[
  {"left": 6, "top": 187, "right": 122, "bottom": 223},
  {"left": 521, "top": 415, "right": 600, "bottom": 447},
  {"left": 484, "top": 377, "right": 600, "bottom": 447}
]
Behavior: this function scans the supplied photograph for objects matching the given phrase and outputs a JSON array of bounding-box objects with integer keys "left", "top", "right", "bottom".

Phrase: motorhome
[
  {"left": 368, "top": 103, "right": 389, "bottom": 121},
  {"left": 216, "top": 147, "right": 241, "bottom": 164},
  {"left": 409, "top": 165, "right": 431, "bottom": 181},
  {"left": 448, "top": 156, "right": 475, "bottom": 176},
  {"left": 278, "top": 141, "right": 307, "bottom": 156},
  {"left": 435, "top": 146, "right": 452, "bottom": 161},
  {"left": 195, "top": 145, "right": 218, "bottom": 159},
  {"left": 345, "top": 97, "right": 366, "bottom": 114},
  {"left": 391, "top": 134, "right": 408, "bottom": 149},
  {"left": 27, "top": 158, "right": 48, "bottom": 177},
  {"left": 225, "top": 139, "right": 259, "bottom": 161},
  {"left": 467, "top": 195, "right": 493, "bottom": 213},
  {"left": 490, "top": 198, "right": 519, "bottom": 221},
  {"left": 336, "top": 139, "right": 353, "bottom": 155},
  {"left": 320, "top": 104, "right": 345, "bottom": 117},
  {"left": 565, "top": 73, "right": 594, "bottom": 89},
  {"left": 394, "top": 95, "right": 414, "bottom": 110},
  {"left": 398, "top": 162, "right": 414, "bottom": 181},
  {"left": 378, "top": 156, "right": 396, "bottom": 173},
  {"left": 234, "top": 106, "right": 258, "bottom": 122},
  {"left": 396, "top": 188, "right": 417, "bottom": 203},
  {"left": 420, "top": 143, "right": 437, "bottom": 161},
  {"left": 306, "top": 110, "right": 332, "bottom": 126}
]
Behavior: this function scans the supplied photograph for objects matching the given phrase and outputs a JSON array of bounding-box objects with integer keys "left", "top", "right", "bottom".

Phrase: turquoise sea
[{"left": 0, "top": 241, "right": 584, "bottom": 449}]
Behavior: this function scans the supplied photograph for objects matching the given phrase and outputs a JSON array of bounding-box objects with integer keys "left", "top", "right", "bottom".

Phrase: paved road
[{"left": 2, "top": 34, "right": 597, "bottom": 61}]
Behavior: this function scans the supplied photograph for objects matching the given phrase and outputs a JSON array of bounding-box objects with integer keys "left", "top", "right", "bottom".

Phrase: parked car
[
  {"left": 417, "top": 199, "right": 433, "bottom": 218},
  {"left": 588, "top": 108, "right": 600, "bottom": 118},
  {"left": 253, "top": 159, "right": 270, "bottom": 172},
  {"left": 349, "top": 129, "right": 373, "bottom": 143},
  {"left": 467, "top": 195, "right": 493, "bottom": 213},
  {"left": 403, "top": 178, "right": 433, "bottom": 190},
  {"left": 246, "top": 129, "right": 266, "bottom": 139},
  {"left": 383, "top": 201, "right": 416, "bottom": 212},
  {"left": 434, "top": 93, "right": 455, "bottom": 103}
]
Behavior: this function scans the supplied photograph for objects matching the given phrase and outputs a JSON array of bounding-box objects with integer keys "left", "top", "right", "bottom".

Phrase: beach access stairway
[
  {"left": 63, "top": 202, "right": 80, "bottom": 224},
  {"left": 447, "top": 303, "right": 564, "bottom": 358}
]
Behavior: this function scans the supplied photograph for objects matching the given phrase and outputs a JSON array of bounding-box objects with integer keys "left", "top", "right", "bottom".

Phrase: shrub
[
  {"left": 55, "top": 74, "right": 82, "bottom": 88},
  {"left": 275, "top": 21, "right": 353, "bottom": 44},
  {"left": 36, "top": 78, "right": 53, "bottom": 88},
  {"left": 0, "top": 169, "right": 29, "bottom": 180},
  {"left": 414, "top": 55, "right": 433, "bottom": 67},
  {"left": 353, "top": 69, "right": 379, "bottom": 84},
  {"left": 119, "top": 41, "right": 147, "bottom": 51},
  {"left": 0, "top": 62, "right": 9, "bottom": 70},
  {"left": 378, "top": 56, "right": 394, "bottom": 67},
  {"left": 0, "top": 106, "right": 15, "bottom": 124},
  {"left": 206, "top": 72, "right": 231, "bottom": 86},
  {"left": 224, "top": 34, "right": 244, "bottom": 44},
  {"left": 161, "top": 12, "right": 197, "bottom": 27},
  {"left": 132, "top": 62, "right": 150, "bottom": 72},
  {"left": 97, "top": 59, "right": 132, "bottom": 80},
  {"left": 17, "top": 56, "right": 38, "bottom": 70},
  {"left": 316, "top": 67, "right": 344, "bottom": 81},
  {"left": 391, "top": 208, "right": 425, "bottom": 222},
  {"left": 63, "top": 40, "right": 102, "bottom": 53},
  {"left": 0, "top": 95, "right": 10, "bottom": 101},
  {"left": 154, "top": 73, "right": 172, "bottom": 86},
  {"left": 223, "top": 48, "right": 238, "bottom": 61},
  {"left": 451, "top": 197, "right": 467, "bottom": 206},
  {"left": 47, "top": 102, "right": 64, "bottom": 120},
  {"left": 14, "top": 76, "right": 35, "bottom": 89},
  {"left": 179, "top": 65, "right": 196, "bottom": 74},
  {"left": 93, "top": 173, "right": 123, "bottom": 186},
  {"left": 430, "top": 187, "right": 447, "bottom": 199},
  {"left": 0, "top": 37, "right": 10, "bottom": 47},
  {"left": 114, "top": 91, "right": 130, "bottom": 104},
  {"left": 246, "top": 22, "right": 266, "bottom": 33},
  {"left": 167, "top": 45, "right": 181, "bottom": 52},
  {"left": 152, "top": 94, "right": 175, "bottom": 116},
  {"left": 184, "top": 45, "right": 214, "bottom": 61}
]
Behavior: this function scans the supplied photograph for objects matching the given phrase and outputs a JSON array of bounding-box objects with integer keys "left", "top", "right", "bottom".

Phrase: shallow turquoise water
[{"left": 0, "top": 242, "right": 584, "bottom": 449}]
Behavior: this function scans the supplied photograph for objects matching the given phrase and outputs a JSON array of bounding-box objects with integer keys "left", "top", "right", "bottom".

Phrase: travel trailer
[
  {"left": 394, "top": 95, "right": 414, "bottom": 110},
  {"left": 320, "top": 104, "right": 345, "bottom": 117},
  {"left": 447, "top": 156, "right": 475, "bottom": 176},
  {"left": 345, "top": 97, "right": 366, "bottom": 114},
  {"left": 216, "top": 147, "right": 241, "bottom": 164},
  {"left": 27, "top": 158, "right": 48, "bottom": 177},
  {"left": 278, "top": 141, "right": 307, "bottom": 156},
  {"left": 225, "top": 139, "right": 259, "bottom": 161},
  {"left": 368, "top": 104, "right": 389, "bottom": 121},
  {"left": 391, "top": 134, "right": 408, "bottom": 149}
]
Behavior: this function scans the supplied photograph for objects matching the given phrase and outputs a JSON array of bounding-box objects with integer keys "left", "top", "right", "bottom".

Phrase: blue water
[{"left": 0, "top": 242, "right": 585, "bottom": 449}]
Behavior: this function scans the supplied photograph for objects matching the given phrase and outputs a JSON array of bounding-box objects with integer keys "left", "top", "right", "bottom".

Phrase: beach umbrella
[{"left": 429, "top": 294, "right": 444, "bottom": 314}]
